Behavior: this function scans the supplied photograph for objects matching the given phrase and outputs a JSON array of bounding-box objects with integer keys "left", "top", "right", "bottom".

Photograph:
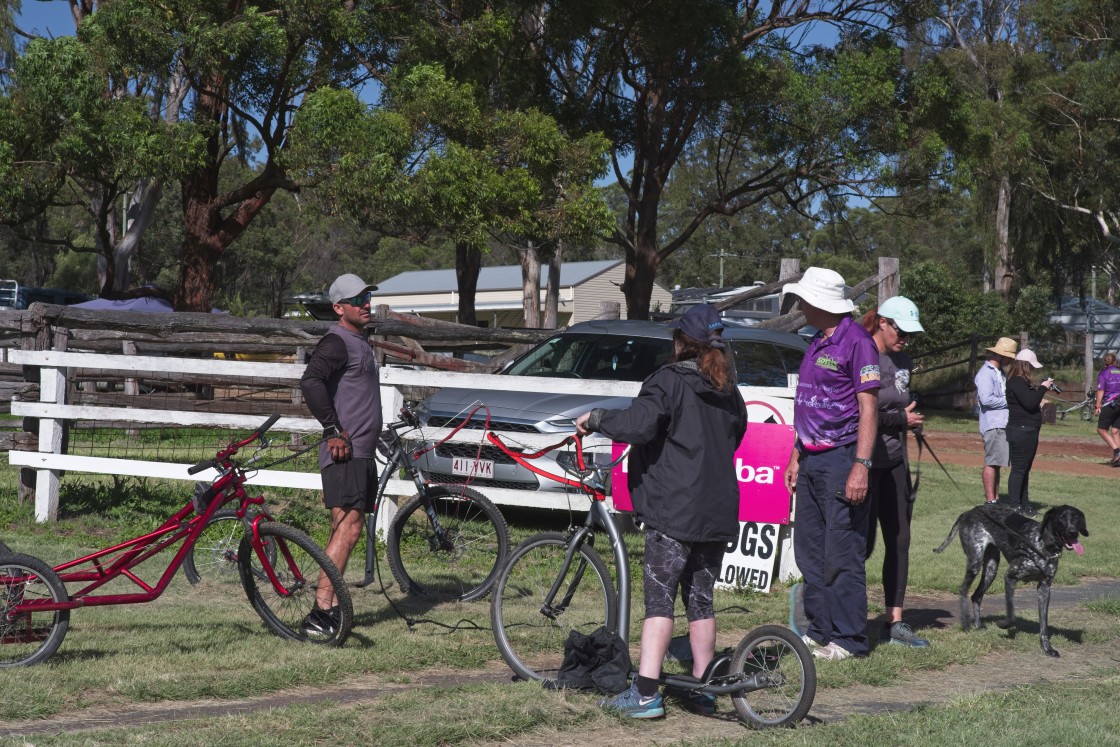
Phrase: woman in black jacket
[
  {"left": 575, "top": 303, "right": 747, "bottom": 719},
  {"left": 1005, "top": 349, "right": 1055, "bottom": 517}
]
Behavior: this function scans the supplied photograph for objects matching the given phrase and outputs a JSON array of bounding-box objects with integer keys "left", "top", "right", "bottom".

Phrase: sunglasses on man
[{"left": 336, "top": 292, "right": 372, "bottom": 307}]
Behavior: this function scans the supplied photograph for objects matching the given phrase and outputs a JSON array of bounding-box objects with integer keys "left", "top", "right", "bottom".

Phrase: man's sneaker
[
  {"left": 600, "top": 683, "right": 665, "bottom": 719},
  {"left": 299, "top": 606, "right": 339, "bottom": 640},
  {"left": 812, "top": 641, "right": 854, "bottom": 661},
  {"left": 800, "top": 634, "right": 822, "bottom": 650},
  {"left": 886, "top": 621, "right": 930, "bottom": 648},
  {"left": 665, "top": 685, "right": 716, "bottom": 716}
]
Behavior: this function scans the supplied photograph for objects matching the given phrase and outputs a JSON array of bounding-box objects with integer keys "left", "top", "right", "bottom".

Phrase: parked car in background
[{"left": 414, "top": 318, "right": 807, "bottom": 492}]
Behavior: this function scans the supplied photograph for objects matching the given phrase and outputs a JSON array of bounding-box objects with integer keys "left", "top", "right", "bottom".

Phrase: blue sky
[{"left": 17, "top": 1, "right": 73, "bottom": 37}]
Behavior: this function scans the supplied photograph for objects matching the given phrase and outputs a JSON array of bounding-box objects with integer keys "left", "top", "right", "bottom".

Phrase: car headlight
[
  {"left": 545, "top": 415, "right": 577, "bottom": 429},
  {"left": 414, "top": 401, "right": 431, "bottom": 425}
]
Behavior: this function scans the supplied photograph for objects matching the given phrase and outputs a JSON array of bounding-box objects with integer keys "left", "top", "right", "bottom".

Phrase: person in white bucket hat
[
  {"left": 974, "top": 336, "right": 1017, "bottom": 504},
  {"left": 782, "top": 267, "right": 880, "bottom": 661},
  {"left": 1004, "top": 349, "right": 1055, "bottom": 517}
]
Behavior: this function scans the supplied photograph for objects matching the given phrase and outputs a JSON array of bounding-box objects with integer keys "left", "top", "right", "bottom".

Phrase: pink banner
[{"left": 611, "top": 422, "right": 796, "bottom": 524}]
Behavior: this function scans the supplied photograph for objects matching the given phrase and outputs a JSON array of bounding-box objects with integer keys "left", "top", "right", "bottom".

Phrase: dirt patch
[{"left": 912, "top": 429, "right": 1113, "bottom": 476}]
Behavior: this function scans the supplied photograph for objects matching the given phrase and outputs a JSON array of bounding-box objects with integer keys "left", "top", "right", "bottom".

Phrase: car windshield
[
  {"left": 505, "top": 333, "right": 671, "bottom": 381},
  {"left": 505, "top": 330, "right": 804, "bottom": 386}
]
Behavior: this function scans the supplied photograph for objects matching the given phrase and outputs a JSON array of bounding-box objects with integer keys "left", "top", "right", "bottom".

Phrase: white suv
[{"left": 414, "top": 319, "right": 807, "bottom": 492}]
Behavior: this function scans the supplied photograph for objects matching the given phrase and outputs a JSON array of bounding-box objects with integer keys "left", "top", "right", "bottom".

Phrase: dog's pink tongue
[{"left": 1071, "top": 542, "right": 1085, "bottom": 556}]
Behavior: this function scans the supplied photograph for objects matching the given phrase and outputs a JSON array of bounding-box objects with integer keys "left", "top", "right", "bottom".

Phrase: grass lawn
[{"left": 1, "top": 420, "right": 1119, "bottom": 745}]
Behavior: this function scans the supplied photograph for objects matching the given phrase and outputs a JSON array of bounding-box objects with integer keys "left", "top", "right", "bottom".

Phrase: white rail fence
[{"left": 7, "top": 350, "right": 801, "bottom": 583}]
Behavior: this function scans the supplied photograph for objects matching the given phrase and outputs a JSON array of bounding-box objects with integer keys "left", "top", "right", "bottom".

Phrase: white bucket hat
[
  {"left": 782, "top": 267, "right": 854, "bottom": 315},
  {"left": 1015, "top": 349, "right": 1043, "bottom": 369}
]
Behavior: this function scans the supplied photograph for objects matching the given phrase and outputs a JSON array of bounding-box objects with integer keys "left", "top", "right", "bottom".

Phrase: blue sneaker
[
  {"left": 886, "top": 621, "right": 930, "bottom": 648},
  {"left": 600, "top": 683, "right": 665, "bottom": 719}
]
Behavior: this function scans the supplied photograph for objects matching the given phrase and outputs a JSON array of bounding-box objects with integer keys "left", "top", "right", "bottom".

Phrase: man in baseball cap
[
  {"left": 975, "top": 336, "right": 1017, "bottom": 504},
  {"left": 298, "top": 273, "right": 380, "bottom": 639}
]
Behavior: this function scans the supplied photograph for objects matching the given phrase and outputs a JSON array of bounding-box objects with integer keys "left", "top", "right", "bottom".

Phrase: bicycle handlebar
[{"left": 187, "top": 414, "right": 281, "bottom": 475}]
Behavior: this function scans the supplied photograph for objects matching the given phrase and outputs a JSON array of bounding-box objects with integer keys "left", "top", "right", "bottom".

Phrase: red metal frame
[
  {"left": 485, "top": 431, "right": 605, "bottom": 499},
  {"left": 5, "top": 424, "right": 286, "bottom": 616}
]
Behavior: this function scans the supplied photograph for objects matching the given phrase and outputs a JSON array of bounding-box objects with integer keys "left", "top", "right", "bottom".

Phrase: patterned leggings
[{"left": 642, "top": 530, "right": 725, "bottom": 621}]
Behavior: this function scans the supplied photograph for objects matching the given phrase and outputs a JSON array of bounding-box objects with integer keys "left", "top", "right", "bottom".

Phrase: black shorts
[
  {"left": 1098, "top": 401, "right": 1120, "bottom": 431},
  {"left": 642, "top": 530, "right": 725, "bottom": 622},
  {"left": 321, "top": 458, "right": 377, "bottom": 512}
]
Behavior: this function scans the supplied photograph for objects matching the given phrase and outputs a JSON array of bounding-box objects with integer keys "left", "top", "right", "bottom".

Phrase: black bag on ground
[{"left": 549, "top": 626, "right": 631, "bottom": 695}]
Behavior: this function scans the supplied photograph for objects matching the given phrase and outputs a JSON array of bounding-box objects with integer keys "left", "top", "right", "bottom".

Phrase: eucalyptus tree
[
  {"left": 514, "top": 1, "right": 915, "bottom": 319},
  {"left": 912, "top": 0, "right": 1043, "bottom": 296},
  {"left": 0, "top": 1, "right": 418, "bottom": 310},
  {"left": 1019, "top": 0, "right": 1120, "bottom": 299}
]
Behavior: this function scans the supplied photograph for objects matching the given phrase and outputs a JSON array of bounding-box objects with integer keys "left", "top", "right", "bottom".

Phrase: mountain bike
[
  {"left": 487, "top": 431, "right": 816, "bottom": 729},
  {"left": 186, "top": 404, "right": 511, "bottom": 604},
  {"left": 0, "top": 416, "right": 353, "bottom": 667}
]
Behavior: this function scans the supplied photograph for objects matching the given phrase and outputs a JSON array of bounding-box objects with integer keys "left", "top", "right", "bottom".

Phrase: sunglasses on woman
[{"left": 888, "top": 320, "right": 911, "bottom": 339}]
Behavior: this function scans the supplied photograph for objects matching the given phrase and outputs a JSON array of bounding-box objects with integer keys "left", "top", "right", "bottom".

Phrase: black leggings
[
  {"left": 1006, "top": 424, "right": 1040, "bottom": 508},
  {"left": 866, "top": 461, "right": 913, "bottom": 610}
]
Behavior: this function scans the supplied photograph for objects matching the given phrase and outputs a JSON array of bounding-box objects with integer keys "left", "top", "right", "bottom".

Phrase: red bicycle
[{"left": 0, "top": 415, "right": 354, "bottom": 667}]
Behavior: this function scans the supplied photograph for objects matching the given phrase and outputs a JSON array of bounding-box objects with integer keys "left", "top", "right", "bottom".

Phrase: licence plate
[{"left": 451, "top": 457, "right": 494, "bottom": 479}]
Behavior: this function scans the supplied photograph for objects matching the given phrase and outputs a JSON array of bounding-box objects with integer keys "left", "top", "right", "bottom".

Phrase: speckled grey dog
[{"left": 934, "top": 503, "right": 1088, "bottom": 657}]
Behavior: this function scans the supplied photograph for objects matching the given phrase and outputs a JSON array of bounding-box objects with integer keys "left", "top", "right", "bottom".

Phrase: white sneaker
[
  {"left": 800, "top": 634, "right": 821, "bottom": 649},
  {"left": 812, "top": 641, "right": 854, "bottom": 661}
]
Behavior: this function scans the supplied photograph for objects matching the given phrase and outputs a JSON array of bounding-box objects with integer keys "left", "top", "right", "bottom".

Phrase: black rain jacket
[{"left": 588, "top": 360, "right": 748, "bottom": 543}]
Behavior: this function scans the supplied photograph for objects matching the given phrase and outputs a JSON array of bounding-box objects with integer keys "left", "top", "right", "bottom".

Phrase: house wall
[
  {"left": 369, "top": 263, "right": 671, "bottom": 327},
  {"left": 569, "top": 263, "right": 672, "bottom": 323}
]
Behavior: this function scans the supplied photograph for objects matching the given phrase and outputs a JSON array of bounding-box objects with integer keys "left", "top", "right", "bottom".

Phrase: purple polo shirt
[
  {"left": 794, "top": 315, "right": 881, "bottom": 452},
  {"left": 1098, "top": 365, "right": 1120, "bottom": 405}
]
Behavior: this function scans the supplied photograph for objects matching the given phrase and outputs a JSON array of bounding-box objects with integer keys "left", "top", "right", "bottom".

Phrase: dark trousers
[
  {"left": 866, "top": 460, "right": 913, "bottom": 610},
  {"left": 794, "top": 443, "right": 871, "bottom": 656},
  {"left": 1006, "top": 424, "right": 1040, "bottom": 508}
]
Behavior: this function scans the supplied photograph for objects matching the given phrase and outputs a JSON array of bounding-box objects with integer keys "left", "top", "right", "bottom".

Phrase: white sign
[{"left": 717, "top": 521, "right": 781, "bottom": 593}]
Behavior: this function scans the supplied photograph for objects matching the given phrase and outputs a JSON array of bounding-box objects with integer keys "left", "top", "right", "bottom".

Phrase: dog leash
[{"left": 911, "top": 427, "right": 963, "bottom": 497}]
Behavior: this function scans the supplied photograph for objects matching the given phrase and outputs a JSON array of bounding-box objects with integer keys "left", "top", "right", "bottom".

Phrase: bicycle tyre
[
  {"left": 729, "top": 624, "right": 816, "bottom": 728},
  {"left": 387, "top": 486, "right": 510, "bottom": 603},
  {"left": 238, "top": 522, "right": 353, "bottom": 647},
  {"left": 0, "top": 552, "right": 71, "bottom": 667},
  {"left": 490, "top": 532, "right": 617, "bottom": 682},
  {"left": 184, "top": 509, "right": 274, "bottom": 585}
]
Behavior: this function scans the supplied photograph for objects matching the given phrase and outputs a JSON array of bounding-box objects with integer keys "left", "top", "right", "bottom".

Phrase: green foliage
[{"left": 901, "top": 260, "right": 1011, "bottom": 355}]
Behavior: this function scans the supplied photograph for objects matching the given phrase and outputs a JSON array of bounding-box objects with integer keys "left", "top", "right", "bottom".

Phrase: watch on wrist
[
  {"left": 323, "top": 425, "right": 341, "bottom": 439},
  {"left": 854, "top": 457, "right": 873, "bottom": 469}
]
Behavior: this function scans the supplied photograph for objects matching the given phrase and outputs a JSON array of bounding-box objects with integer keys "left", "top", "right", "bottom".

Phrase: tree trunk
[
  {"left": 455, "top": 242, "right": 482, "bottom": 326},
  {"left": 994, "top": 174, "right": 1013, "bottom": 296},
  {"left": 622, "top": 236, "right": 661, "bottom": 321},
  {"left": 518, "top": 243, "right": 541, "bottom": 328},
  {"left": 543, "top": 242, "right": 562, "bottom": 328}
]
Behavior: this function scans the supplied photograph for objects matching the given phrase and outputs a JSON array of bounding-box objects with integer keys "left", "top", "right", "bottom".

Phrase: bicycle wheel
[
  {"left": 0, "top": 553, "right": 71, "bottom": 667},
  {"left": 490, "top": 532, "right": 617, "bottom": 682},
  {"left": 387, "top": 486, "right": 510, "bottom": 603},
  {"left": 1082, "top": 406, "right": 1094, "bottom": 421},
  {"left": 183, "top": 510, "right": 276, "bottom": 585},
  {"left": 728, "top": 624, "right": 816, "bottom": 728},
  {"left": 238, "top": 522, "right": 353, "bottom": 647}
]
